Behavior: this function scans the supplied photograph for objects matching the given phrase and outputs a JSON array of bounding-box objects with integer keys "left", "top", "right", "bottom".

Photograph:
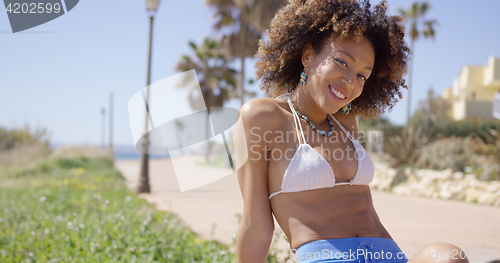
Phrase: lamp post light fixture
[
  {"left": 137, "top": 0, "right": 160, "bottom": 193},
  {"left": 145, "top": 0, "right": 160, "bottom": 13}
]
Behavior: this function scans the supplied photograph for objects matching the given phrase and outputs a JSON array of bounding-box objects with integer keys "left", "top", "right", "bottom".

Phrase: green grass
[{"left": 0, "top": 155, "right": 236, "bottom": 262}]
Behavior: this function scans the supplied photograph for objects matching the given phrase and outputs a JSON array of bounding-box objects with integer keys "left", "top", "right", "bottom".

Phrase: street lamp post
[
  {"left": 137, "top": 0, "right": 160, "bottom": 193},
  {"left": 101, "top": 108, "right": 106, "bottom": 149},
  {"left": 109, "top": 92, "right": 114, "bottom": 160}
]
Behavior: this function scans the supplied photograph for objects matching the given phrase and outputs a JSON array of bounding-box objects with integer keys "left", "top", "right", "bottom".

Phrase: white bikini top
[{"left": 268, "top": 93, "right": 374, "bottom": 200}]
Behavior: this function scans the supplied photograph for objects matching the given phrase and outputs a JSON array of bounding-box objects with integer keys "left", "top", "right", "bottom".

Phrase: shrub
[
  {"left": 0, "top": 126, "right": 50, "bottom": 151},
  {"left": 50, "top": 145, "right": 114, "bottom": 170},
  {"left": 3, "top": 146, "right": 113, "bottom": 178},
  {"left": 382, "top": 125, "right": 432, "bottom": 167},
  {"left": 416, "top": 136, "right": 500, "bottom": 181},
  {"left": 0, "top": 126, "right": 51, "bottom": 167},
  {"left": 431, "top": 119, "right": 500, "bottom": 142}
]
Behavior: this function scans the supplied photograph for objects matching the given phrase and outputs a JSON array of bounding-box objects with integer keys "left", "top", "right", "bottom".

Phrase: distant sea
[
  {"left": 112, "top": 144, "right": 169, "bottom": 160},
  {"left": 114, "top": 151, "right": 166, "bottom": 160},
  {"left": 50, "top": 143, "right": 169, "bottom": 160}
]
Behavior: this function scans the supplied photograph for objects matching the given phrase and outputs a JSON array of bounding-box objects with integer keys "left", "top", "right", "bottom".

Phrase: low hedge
[{"left": 0, "top": 155, "right": 236, "bottom": 262}]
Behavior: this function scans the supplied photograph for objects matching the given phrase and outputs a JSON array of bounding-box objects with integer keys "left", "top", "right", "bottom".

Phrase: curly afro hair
[{"left": 255, "top": 0, "right": 410, "bottom": 118}]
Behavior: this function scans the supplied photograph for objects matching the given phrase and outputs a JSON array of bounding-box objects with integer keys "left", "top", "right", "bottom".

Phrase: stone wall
[{"left": 370, "top": 162, "right": 500, "bottom": 207}]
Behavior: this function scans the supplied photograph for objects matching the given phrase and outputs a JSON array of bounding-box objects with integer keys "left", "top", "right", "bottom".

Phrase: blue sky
[{"left": 1, "top": 0, "right": 500, "bottom": 147}]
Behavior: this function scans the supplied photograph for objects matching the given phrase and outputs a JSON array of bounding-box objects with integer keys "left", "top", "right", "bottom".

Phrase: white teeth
[{"left": 330, "top": 87, "right": 345, "bottom": 99}]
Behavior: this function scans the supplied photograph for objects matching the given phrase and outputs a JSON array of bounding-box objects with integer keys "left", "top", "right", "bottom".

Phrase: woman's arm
[{"left": 234, "top": 99, "right": 277, "bottom": 263}]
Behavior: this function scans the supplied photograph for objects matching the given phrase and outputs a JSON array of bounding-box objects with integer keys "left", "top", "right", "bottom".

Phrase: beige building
[{"left": 442, "top": 56, "right": 500, "bottom": 121}]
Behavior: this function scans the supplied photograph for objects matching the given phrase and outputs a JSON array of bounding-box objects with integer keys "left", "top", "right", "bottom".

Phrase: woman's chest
[{"left": 266, "top": 128, "right": 360, "bottom": 192}]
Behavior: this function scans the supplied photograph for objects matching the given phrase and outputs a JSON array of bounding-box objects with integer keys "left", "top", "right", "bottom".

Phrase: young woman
[{"left": 233, "top": 1, "right": 469, "bottom": 262}]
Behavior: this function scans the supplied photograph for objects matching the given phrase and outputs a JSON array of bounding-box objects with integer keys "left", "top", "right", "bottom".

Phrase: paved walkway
[{"left": 115, "top": 156, "right": 500, "bottom": 263}]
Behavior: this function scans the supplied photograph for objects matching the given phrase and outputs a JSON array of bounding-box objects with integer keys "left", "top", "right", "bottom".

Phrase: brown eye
[{"left": 335, "top": 59, "right": 348, "bottom": 68}]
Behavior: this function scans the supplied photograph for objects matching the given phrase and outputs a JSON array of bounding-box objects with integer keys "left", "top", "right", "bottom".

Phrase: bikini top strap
[
  {"left": 275, "top": 93, "right": 291, "bottom": 100},
  {"left": 287, "top": 98, "right": 307, "bottom": 144},
  {"left": 329, "top": 114, "right": 356, "bottom": 142}
]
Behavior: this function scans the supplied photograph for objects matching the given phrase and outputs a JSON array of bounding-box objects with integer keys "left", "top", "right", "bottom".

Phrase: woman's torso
[{"left": 263, "top": 96, "right": 392, "bottom": 249}]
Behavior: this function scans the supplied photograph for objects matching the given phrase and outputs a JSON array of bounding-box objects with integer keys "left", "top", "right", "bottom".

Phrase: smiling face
[{"left": 301, "top": 37, "right": 376, "bottom": 114}]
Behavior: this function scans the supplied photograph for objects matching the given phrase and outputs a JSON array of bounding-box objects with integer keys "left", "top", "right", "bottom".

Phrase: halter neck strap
[
  {"left": 287, "top": 98, "right": 307, "bottom": 144},
  {"left": 329, "top": 114, "right": 356, "bottom": 141}
]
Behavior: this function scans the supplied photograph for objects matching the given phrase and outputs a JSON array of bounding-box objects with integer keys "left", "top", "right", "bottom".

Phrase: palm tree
[
  {"left": 176, "top": 38, "right": 238, "bottom": 162},
  {"left": 399, "top": 2, "right": 438, "bottom": 124},
  {"left": 175, "top": 119, "right": 184, "bottom": 154},
  {"left": 205, "top": 0, "right": 287, "bottom": 106}
]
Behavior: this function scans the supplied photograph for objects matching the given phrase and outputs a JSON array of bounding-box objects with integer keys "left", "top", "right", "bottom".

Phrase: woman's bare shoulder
[
  {"left": 332, "top": 110, "right": 359, "bottom": 137},
  {"left": 239, "top": 97, "right": 288, "bottom": 128}
]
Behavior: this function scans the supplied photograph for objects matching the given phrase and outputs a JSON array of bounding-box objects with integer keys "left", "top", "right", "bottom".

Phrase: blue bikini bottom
[{"left": 292, "top": 237, "right": 409, "bottom": 263}]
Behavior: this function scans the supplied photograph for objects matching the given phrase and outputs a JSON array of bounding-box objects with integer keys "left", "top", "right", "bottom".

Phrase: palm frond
[
  {"left": 399, "top": 2, "right": 438, "bottom": 42},
  {"left": 175, "top": 37, "right": 238, "bottom": 110},
  {"left": 205, "top": 0, "right": 288, "bottom": 105},
  {"left": 420, "top": 2, "right": 431, "bottom": 15}
]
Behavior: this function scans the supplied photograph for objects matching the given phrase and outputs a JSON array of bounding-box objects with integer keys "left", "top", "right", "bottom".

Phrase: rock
[
  {"left": 448, "top": 183, "right": 465, "bottom": 199},
  {"left": 478, "top": 193, "right": 498, "bottom": 205},
  {"left": 372, "top": 165, "right": 398, "bottom": 191},
  {"left": 404, "top": 167, "right": 412, "bottom": 177},
  {"left": 376, "top": 164, "right": 500, "bottom": 207},
  {"left": 486, "top": 183, "right": 499, "bottom": 193},
  {"left": 439, "top": 168, "right": 454, "bottom": 180},
  {"left": 464, "top": 174, "right": 477, "bottom": 180},
  {"left": 392, "top": 185, "right": 407, "bottom": 196},
  {"left": 439, "top": 189, "right": 452, "bottom": 199},
  {"left": 465, "top": 188, "right": 482, "bottom": 203},
  {"left": 452, "top": 172, "right": 464, "bottom": 180}
]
